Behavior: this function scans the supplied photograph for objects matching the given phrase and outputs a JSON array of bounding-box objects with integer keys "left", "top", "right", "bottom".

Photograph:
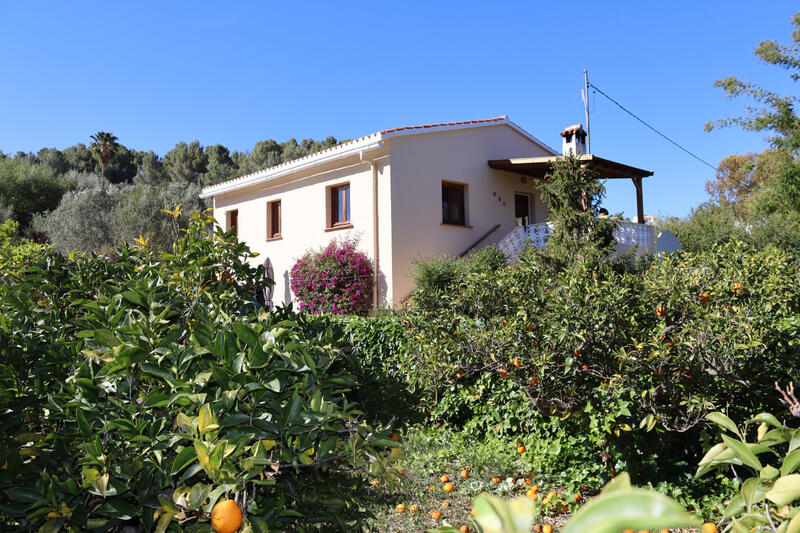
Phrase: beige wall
[
  {"left": 212, "top": 148, "right": 392, "bottom": 308},
  {"left": 387, "top": 125, "right": 552, "bottom": 301},
  {"left": 209, "top": 124, "right": 554, "bottom": 307}
]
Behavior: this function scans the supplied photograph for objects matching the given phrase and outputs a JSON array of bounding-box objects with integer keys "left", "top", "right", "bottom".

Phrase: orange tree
[
  {"left": 0, "top": 211, "right": 400, "bottom": 532},
  {"left": 403, "top": 157, "right": 800, "bottom": 489}
]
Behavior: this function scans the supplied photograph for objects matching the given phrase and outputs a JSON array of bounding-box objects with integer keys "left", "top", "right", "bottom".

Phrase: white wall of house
[
  {"left": 211, "top": 147, "right": 393, "bottom": 307},
  {"left": 387, "top": 125, "right": 552, "bottom": 302},
  {"left": 207, "top": 121, "right": 556, "bottom": 307}
]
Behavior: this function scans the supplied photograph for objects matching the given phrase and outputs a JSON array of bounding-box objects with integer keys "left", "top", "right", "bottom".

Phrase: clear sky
[{"left": 1, "top": 1, "right": 798, "bottom": 218}]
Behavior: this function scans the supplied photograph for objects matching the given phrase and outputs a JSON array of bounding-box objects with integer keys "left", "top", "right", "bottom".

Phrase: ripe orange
[
  {"left": 512, "top": 357, "right": 523, "bottom": 368},
  {"left": 530, "top": 484, "right": 539, "bottom": 492},
  {"left": 408, "top": 504, "right": 419, "bottom": 514},
  {"left": 660, "top": 529, "right": 670, "bottom": 533},
  {"left": 528, "top": 376, "right": 539, "bottom": 386},
  {"left": 211, "top": 500, "right": 243, "bottom": 533},
  {"left": 456, "top": 370, "right": 463, "bottom": 379},
  {"left": 701, "top": 524, "right": 717, "bottom": 533},
  {"left": 395, "top": 503, "right": 406, "bottom": 513},
  {"left": 459, "top": 526, "right": 469, "bottom": 533},
  {"left": 431, "top": 510, "right": 442, "bottom": 520},
  {"left": 369, "top": 479, "right": 379, "bottom": 488},
  {"left": 542, "top": 525, "right": 553, "bottom": 533},
  {"left": 388, "top": 432, "right": 399, "bottom": 441},
  {"left": 491, "top": 476, "right": 501, "bottom": 484},
  {"left": 524, "top": 477, "right": 532, "bottom": 485},
  {"left": 526, "top": 488, "right": 538, "bottom": 499},
  {"left": 440, "top": 475, "right": 450, "bottom": 483},
  {"left": 517, "top": 445, "right": 527, "bottom": 454},
  {"left": 581, "top": 363, "right": 588, "bottom": 370},
  {"left": 533, "top": 526, "right": 541, "bottom": 533},
  {"left": 460, "top": 469, "right": 470, "bottom": 479},
  {"left": 443, "top": 483, "right": 455, "bottom": 493},
  {"left": 732, "top": 282, "right": 743, "bottom": 294},
  {"left": 498, "top": 369, "right": 509, "bottom": 378},
  {"left": 656, "top": 305, "right": 667, "bottom": 317},
  {"left": 698, "top": 293, "right": 710, "bottom": 303}
]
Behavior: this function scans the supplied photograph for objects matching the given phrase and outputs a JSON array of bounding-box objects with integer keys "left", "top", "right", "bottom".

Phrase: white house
[{"left": 200, "top": 116, "right": 654, "bottom": 307}]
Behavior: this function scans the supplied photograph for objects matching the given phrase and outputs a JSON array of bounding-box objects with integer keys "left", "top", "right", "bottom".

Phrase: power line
[{"left": 588, "top": 82, "right": 718, "bottom": 172}]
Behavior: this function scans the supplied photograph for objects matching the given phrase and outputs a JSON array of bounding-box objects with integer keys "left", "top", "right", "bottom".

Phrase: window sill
[
  {"left": 325, "top": 223, "right": 353, "bottom": 232},
  {"left": 266, "top": 235, "right": 282, "bottom": 242},
  {"left": 441, "top": 223, "right": 473, "bottom": 228}
]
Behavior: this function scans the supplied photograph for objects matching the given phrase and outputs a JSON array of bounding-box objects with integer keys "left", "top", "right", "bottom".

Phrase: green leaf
[
  {"left": 783, "top": 449, "right": 800, "bottom": 476},
  {"left": 707, "top": 412, "right": 740, "bottom": 437},
  {"left": 143, "top": 391, "right": 171, "bottom": 408},
  {"left": 761, "top": 465, "right": 780, "bottom": 481},
  {"left": 140, "top": 363, "right": 173, "bottom": 382},
  {"left": 198, "top": 404, "right": 219, "bottom": 435},
  {"left": 5, "top": 487, "right": 43, "bottom": 503},
  {"left": 766, "top": 474, "right": 800, "bottom": 506},
  {"left": 562, "top": 487, "right": 698, "bottom": 533},
  {"left": 233, "top": 323, "right": 259, "bottom": 347},
  {"left": 600, "top": 472, "right": 632, "bottom": 494},
  {"left": 786, "top": 510, "right": 800, "bottom": 533},
  {"left": 93, "top": 328, "right": 120, "bottom": 347},
  {"left": 750, "top": 412, "right": 782, "bottom": 428},
  {"left": 472, "top": 493, "right": 535, "bottom": 533},
  {"left": 98, "top": 499, "right": 138, "bottom": 520},
  {"left": 171, "top": 446, "right": 198, "bottom": 475},
  {"left": 75, "top": 409, "right": 91, "bottom": 438},
  {"left": 721, "top": 434, "right": 763, "bottom": 472}
]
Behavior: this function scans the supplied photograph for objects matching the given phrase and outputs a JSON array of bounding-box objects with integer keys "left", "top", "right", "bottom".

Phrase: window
[
  {"left": 267, "top": 200, "right": 281, "bottom": 240},
  {"left": 327, "top": 183, "right": 351, "bottom": 229},
  {"left": 442, "top": 182, "right": 466, "bottom": 225},
  {"left": 226, "top": 209, "right": 238, "bottom": 236}
]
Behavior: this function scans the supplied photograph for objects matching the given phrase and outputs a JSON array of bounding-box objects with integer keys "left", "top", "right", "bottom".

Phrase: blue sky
[{"left": 1, "top": 1, "right": 798, "bottom": 218}]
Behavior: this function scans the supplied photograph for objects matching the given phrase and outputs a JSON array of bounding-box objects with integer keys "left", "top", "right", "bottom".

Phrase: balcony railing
[{"left": 496, "top": 221, "right": 656, "bottom": 260}]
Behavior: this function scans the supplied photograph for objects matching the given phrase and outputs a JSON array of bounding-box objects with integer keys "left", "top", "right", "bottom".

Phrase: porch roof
[{"left": 487, "top": 154, "right": 653, "bottom": 180}]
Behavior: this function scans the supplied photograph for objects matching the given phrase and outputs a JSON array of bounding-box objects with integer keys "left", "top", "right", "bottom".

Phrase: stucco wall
[
  {"left": 387, "top": 125, "right": 552, "bottom": 302},
  {"left": 211, "top": 151, "right": 392, "bottom": 307}
]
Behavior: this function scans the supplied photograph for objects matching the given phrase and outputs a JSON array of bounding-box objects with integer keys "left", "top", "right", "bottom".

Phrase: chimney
[{"left": 560, "top": 124, "right": 587, "bottom": 156}]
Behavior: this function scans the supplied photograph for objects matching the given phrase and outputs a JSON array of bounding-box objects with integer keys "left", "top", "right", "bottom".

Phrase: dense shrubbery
[
  {"left": 290, "top": 239, "right": 374, "bottom": 316},
  {"left": 0, "top": 212, "right": 400, "bottom": 531},
  {"left": 0, "top": 220, "right": 49, "bottom": 276}
]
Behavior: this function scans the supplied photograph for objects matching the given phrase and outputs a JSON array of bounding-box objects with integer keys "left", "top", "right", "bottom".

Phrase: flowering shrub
[{"left": 290, "top": 238, "right": 373, "bottom": 315}]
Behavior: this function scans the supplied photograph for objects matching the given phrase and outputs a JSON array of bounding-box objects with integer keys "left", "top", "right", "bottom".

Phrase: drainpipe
[
  {"left": 371, "top": 160, "right": 379, "bottom": 309},
  {"left": 360, "top": 151, "right": 380, "bottom": 309}
]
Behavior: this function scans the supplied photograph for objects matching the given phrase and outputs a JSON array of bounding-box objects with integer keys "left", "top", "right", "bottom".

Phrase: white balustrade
[{"left": 496, "top": 221, "right": 655, "bottom": 261}]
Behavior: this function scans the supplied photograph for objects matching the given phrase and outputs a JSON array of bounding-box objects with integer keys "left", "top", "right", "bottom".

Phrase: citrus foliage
[
  {"left": 405, "top": 241, "right": 800, "bottom": 487},
  {"left": 0, "top": 212, "right": 399, "bottom": 531},
  {"left": 0, "top": 219, "right": 50, "bottom": 276},
  {"left": 697, "top": 410, "right": 800, "bottom": 532}
]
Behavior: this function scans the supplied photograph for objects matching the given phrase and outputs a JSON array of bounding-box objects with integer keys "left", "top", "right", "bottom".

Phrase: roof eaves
[{"left": 199, "top": 134, "right": 384, "bottom": 198}]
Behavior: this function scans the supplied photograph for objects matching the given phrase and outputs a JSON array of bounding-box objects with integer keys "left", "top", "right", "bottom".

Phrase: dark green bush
[{"left": 0, "top": 212, "right": 399, "bottom": 532}]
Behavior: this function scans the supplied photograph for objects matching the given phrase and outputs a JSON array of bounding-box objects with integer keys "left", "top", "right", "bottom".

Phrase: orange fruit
[
  {"left": 441, "top": 501, "right": 451, "bottom": 509},
  {"left": 701, "top": 524, "right": 717, "bottom": 533},
  {"left": 732, "top": 282, "right": 743, "bottom": 294},
  {"left": 581, "top": 363, "right": 588, "bottom": 370},
  {"left": 526, "top": 488, "right": 538, "bottom": 499},
  {"left": 623, "top": 529, "right": 635, "bottom": 533},
  {"left": 460, "top": 469, "right": 470, "bottom": 479},
  {"left": 542, "top": 525, "right": 553, "bottom": 533},
  {"left": 512, "top": 357, "right": 523, "bottom": 368},
  {"left": 491, "top": 476, "right": 501, "bottom": 484},
  {"left": 431, "top": 510, "right": 442, "bottom": 520},
  {"left": 470, "top": 507, "right": 477, "bottom": 515},
  {"left": 528, "top": 376, "right": 539, "bottom": 386},
  {"left": 498, "top": 369, "right": 509, "bottom": 378},
  {"left": 459, "top": 526, "right": 469, "bottom": 533},
  {"left": 388, "top": 433, "right": 399, "bottom": 441},
  {"left": 574, "top": 493, "right": 581, "bottom": 502},
  {"left": 533, "top": 526, "right": 541, "bottom": 533},
  {"left": 656, "top": 305, "right": 667, "bottom": 317},
  {"left": 395, "top": 503, "right": 406, "bottom": 513},
  {"left": 369, "top": 479, "right": 379, "bottom": 488},
  {"left": 456, "top": 370, "right": 463, "bottom": 379},
  {"left": 440, "top": 475, "right": 450, "bottom": 483},
  {"left": 524, "top": 477, "right": 532, "bottom": 485},
  {"left": 408, "top": 504, "right": 419, "bottom": 514},
  {"left": 660, "top": 530, "right": 670, "bottom": 533},
  {"left": 443, "top": 483, "right": 455, "bottom": 493},
  {"left": 698, "top": 293, "right": 710, "bottom": 303},
  {"left": 517, "top": 445, "right": 527, "bottom": 454},
  {"left": 211, "top": 499, "right": 243, "bottom": 533}
]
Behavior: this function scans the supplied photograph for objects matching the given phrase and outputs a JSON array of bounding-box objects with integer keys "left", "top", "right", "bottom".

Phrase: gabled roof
[{"left": 200, "top": 116, "right": 557, "bottom": 198}]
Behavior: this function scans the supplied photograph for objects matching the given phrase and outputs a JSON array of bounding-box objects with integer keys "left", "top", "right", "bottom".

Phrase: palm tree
[{"left": 89, "top": 132, "right": 120, "bottom": 179}]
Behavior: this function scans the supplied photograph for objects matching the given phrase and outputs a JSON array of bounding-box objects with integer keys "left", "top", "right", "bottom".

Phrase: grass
[{"left": 364, "top": 428, "right": 590, "bottom": 532}]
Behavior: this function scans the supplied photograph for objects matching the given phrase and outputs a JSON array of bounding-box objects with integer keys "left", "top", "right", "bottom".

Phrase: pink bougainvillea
[{"left": 290, "top": 239, "right": 373, "bottom": 315}]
